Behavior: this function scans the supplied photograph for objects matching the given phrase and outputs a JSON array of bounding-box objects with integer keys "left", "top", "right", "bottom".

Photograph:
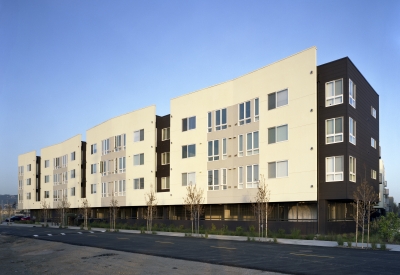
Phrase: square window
[
  {"left": 182, "top": 172, "right": 196, "bottom": 186},
  {"left": 326, "top": 156, "right": 344, "bottom": 182},
  {"left": 268, "top": 125, "right": 288, "bottom": 144},
  {"left": 269, "top": 89, "right": 288, "bottom": 110},
  {"left": 326, "top": 117, "right": 343, "bottom": 144},
  {"left": 182, "top": 144, "right": 196, "bottom": 158},
  {"left": 134, "top": 178, "right": 144, "bottom": 189},
  {"left": 134, "top": 154, "right": 144, "bottom": 165},
  {"left": 182, "top": 116, "right": 196, "bottom": 131},
  {"left": 134, "top": 129, "right": 144, "bottom": 142}
]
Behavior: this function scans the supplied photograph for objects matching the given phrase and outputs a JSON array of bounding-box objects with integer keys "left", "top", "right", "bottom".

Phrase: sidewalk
[{"left": 3, "top": 222, "right": 400, "bottom": 252}]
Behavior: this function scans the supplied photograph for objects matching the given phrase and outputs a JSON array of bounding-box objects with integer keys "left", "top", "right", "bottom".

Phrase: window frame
[
  {"left": 70, "top": 169, "right": 76, "bottom": 179},
  {"left": 182, "top": 116, "right": 196, "bottom": 131},
  {"left": 268, "top": 89, "right": 289, "bottom": 110},
  {"left": 182, "top": 172, "right": 196, "bottom": 186},
  {"left": 349, "top": 117, "right": 356, "bottom": 145},
  {"left": 371, "top": 137, "right": 376, "bottom": 148},
  {"left": 91, "top": 184, "right": 97, "bottom": 194},
  {"left": 91, "top": 144, "right": 97, "bottom": 154},
  {"left": 161, "top": 177, "right": 170, "bottom": 189},
  {"left": 118, "top": 157, "right": 126, "bottom": 173},
  {"left": 371, "top": 106, "right": 377, "bottom": 118},
  {"left": 161, "top": 127, "right": 170, "bottom": 140},
  {"left": 268, "top": 124, "right": 288, "bottom": 144},
  {"left": 238, "top": 134, "right": 244, "bottom": 157},
  {"left": 268, "top": 160, "right": 289, "bottom": 179},
  {"left": 71, "top": 151, "right": 76, "bottom": 161},
  {"left": 254, "top": 98, "right": 259, "bottom": 121},
  {"left": 246, "top": 131, "right": 259, "bottom": 156},
  {"left": 208, "top": 140, "right": 219, "bottom": 161},
  {"left": 349, "top": 79, "right": 356, "bottom": 108},
  {"left": 215, "top": 108, "right": 227, "bottom": 131},
  {"left": 222, "top": 138, "right": 227, "bottom": 160},
  {"left": 371, "top": 169, "right": 377, "bottom": 179},
  {"left": 208, "top": 169, "right": 220, "bottom": 190},
  {"left": 182, "top": 144, "right": 196, "bottom": 159},
  {"left": 326, "top": 156, "right": 344, "bottom": 182},
  {"left": 133, "top": 153, "right": 144, "bottom": 166},
  {"left": 238, "top": 166, "right": 244, "bottom": 189},
  {"left": 44, "top": 160, "right": 49, "bottom": 168},
  {"left": 134, "top": 129, "right": 144, "bottom": 142},
  {"left": 207, "top": 112, "right": 212, "bottom": 132},
  {"left": 326, "top": 117, "right": 343, "bottom": 144},
  {"left": 349, "top": 156, "right": 356, "bottom": 182},
  {"left": 238, "top": 101, "right": 251, "bottom": 125},
  {"left": 246, "top": 164, "right": 259, "bottom": 188},
  {"left": 325, "top": 79, "right": 343, "bottom": 107},
  {"left": 161, "top": 152, "right": 170, "bottom": 165}
]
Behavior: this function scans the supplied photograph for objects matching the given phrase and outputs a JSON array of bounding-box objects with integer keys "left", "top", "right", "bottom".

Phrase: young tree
[
  {"left": 353, "top": 176, "right": 377, "bottom": 248},
  {"left": 144, "top": 185, "right": 157, "bottom": 232},
  {"left": 79, "top": 199, "right": 91, "bottom": 230},
  {"left": 109, "top": 190, "right": 119, "bottom": 232},
  {"left": 40, "top": 201, "right": 50, "bottom": 227},
  {"left": 57, "top": 195, "right": 71, "bottom": 228},
  {"left": 252, "top": 175, "right": 271, "bottom": 240},
  {"left": 184, "top": 185, "right": 204, "bottom": 236}
]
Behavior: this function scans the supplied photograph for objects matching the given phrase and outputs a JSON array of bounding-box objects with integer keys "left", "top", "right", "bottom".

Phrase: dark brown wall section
[
  {"left": 81, "top": 141, "right": 87, "bottom": 198},
  {"left": 36, "top": 156, "right": 41, "bottom": 201},
  {"left": 317, "top": 58, "right": 379, "bottom": 234},
  {"left": 156, "top": 115, "right": 170, "bottom": 192}
]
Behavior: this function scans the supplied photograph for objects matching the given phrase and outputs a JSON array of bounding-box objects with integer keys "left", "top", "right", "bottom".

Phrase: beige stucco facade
[
  {"left": 85, "top": 106, "right": 157, "bottom": 211},
  {"left": 17, "top": 151, "right": 38, "bottom": 210},
  {"left": 40, "top": 134, "right": 83, "bottom": 209},
  {"left": 166, "top": 47, "right": 318, "bottom": 205}
]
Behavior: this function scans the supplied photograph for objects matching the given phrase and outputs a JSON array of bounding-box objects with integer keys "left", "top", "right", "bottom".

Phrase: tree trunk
[{"left": 356, "top": 201, "right": 358, "bottom": 247}]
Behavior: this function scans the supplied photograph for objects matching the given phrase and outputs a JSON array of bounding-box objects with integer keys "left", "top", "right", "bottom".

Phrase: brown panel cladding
[
  {"left": 317, "top": 58, "right": 379, "bottom": 234},
  {"left": 36, "top": 156, "right": 41, "bottom": 201},
  {"left": 81, "top": 141, "right": 87, "bottom": 198},
  {"left": 156, "top": 115, "right": 170, "bottom": 192}
]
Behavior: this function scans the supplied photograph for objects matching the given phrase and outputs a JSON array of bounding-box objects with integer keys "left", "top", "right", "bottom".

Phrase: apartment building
[
  {"left": 374, "top": 159, "right": 389, "bottom": 214},
  {"left": 19, "top": 47, "right": 380, "bottom": 234},
  {"left": 18, "top": 151, "right": 40, "bottom": 212}
]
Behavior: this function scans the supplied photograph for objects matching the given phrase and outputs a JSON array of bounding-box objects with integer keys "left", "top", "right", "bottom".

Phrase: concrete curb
[{"left": 2, "top": 222, "right": 400, "bottom": 251}]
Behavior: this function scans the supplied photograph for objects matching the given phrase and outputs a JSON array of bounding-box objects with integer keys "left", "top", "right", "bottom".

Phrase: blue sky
[{"left": 1, "top": 1, "right": 399, "bottom": 200}]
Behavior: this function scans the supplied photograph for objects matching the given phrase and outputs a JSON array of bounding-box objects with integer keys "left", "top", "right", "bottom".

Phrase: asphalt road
[{"left": 1, "top": 226, "right": 398, "bottom": 275}]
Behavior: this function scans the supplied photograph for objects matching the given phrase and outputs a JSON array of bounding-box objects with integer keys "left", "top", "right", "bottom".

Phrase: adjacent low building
[{"left": 18, "top": 47, "right": 380, "bottom": 234}]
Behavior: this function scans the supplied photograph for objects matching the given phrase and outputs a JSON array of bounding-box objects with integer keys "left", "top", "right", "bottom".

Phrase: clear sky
[{"left": 1, "top": 1, "right": 399, "bottom": 200}]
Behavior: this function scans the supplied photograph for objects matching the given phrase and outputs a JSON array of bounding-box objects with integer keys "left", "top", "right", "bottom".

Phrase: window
[
  {"left": 71, "top": 187, "right": 75, "bottom": 196},
  {"left": 53, "top": 190, "right": 62, "bottom": 201},
  {"left": 268, "top": 89, "right": 288, "bottom": 110},
  {"left": 134, "top": 154, "right": 144, "bottom": 165},
  {"left": 208, "top": 140, "right": 219, "bottom": 161},
  {"left": 26, "top": 192, "right": 31, "bottom": 200},
  {"left": 238, "top": 167, "right": 243, "bottom": 189},
  {"left": 371, "top": 138, "right": 376, "bottom": 148},
  {"left": 114, "top": 180, "right": 126, "bottom": 196},
  {"left": 182, "top": 172, "right": 196, "bottom": 186},
  {"left": 268, "top": 160, "right": 288, "bottom": 179},
  {"left": 268, "top": 125, "right": 288, "bottom": 144},
  {"left": 18, "top": 166, "right": 23, "bottom": 175},
  {"left": 349, "top": 79, "right": 356, "bottom": 108},
  {"left": 62, "top": 154, "right": 68, "bottom": 168},
  {"left": 102, "top": 139, "right": 110, "bottom": 155},
  {"left": 53, "top": 174, "right": 60, "bottom": 185},
  {"left": 26, "top": 178, "right": 31, "bottom": 185},
  {"left": 134, "top": 130, "right": 144, "bottom": 142},
  {"left": 239, "top": 101, "right": 251, "bottom": 125},
  {"left": 18, "top": 180, "right": 22, "bottom": 190},
  {"left": 44, "top": 191, "right": 50, "bottom": 198},
  {"left": 246, "top": 131, "right": 259, "bottom": 155},
  {"left": 208, "top": 112, "right": 212, "bottom": 132},
  {"left": 91, "top": 144, "right": 97, "bottom": 154},
  {"left": 161, "top": 152, "right": 170, "bottom": 165},
  {"left": 101, "top": 182, "right": 108, "bottom": 197},
  {"left": 182, "top": 144, "right": 196, "bottom": 158},
  {"left": 115, "top": 134, "right": 126, "bottom": 151},
  {"left": 326, "top": 79, "right": 343, "bottom": 106},
  {"left": 326, "top": 156, "right": 344, "bottom": 182},
  {"left": 91, "top": 164, "right": 97, "bottom": 174},
  {"left": 215, "top": 108, "right": 227, "bottom": 130},
  {"left": 100, "top": 160, "right": 109, "bottom": 176},
  {"left": 91, "top": 184, "right": 97, "bottom": 194},
  {"left": 27, "top": 164, "right": 31, "bottom": 172},
  {"left": 371, "top": 169, "right": 377, "bottom": 179},
  {"left": 134, "top": 178, "right": 144, "bottom": 189},
  {"left": 254, "top": 98, "right": 259, "bottom": 121},
  {"left": 45, "top": 175, "right": 50, "bottom": 183},
  {"left": 349, "top": 117, "right": 356, "bottom": 145},
  {"left": 246, "top": 164, "right": 259, "bottom": 188},
  {"left": 208, "top": 170, "right": 220, "bottom": 190},
  {"left": 71, "top": 151, "right": 76, "bottom": 161},
  {"left": 222, "top": 138, "right": 227, "bottom": 160},
  {"left": 349, "top": 156, "right": 356, "bottom": 182},
  {"left": 326, "top": 117, "right": 343, "bottom": 144},
  {"left": 161, "top": 177, "right": 170, "bottom": 189},
  {"left": 238, "top": 134, "right": 244, "bottom": 157},
  {"left": 117, "top": 157, "right": 125, "bottom": 173},
  {"left": 182, "top": 116, "right": 196, "bottom": 131},
  {"left": 371, "top": 107, "right": 377, "bottom": 118},
  {"left": 44, "top": 160, "right": 49, "bottom": 168},
  {"left": 162, "top": 128, "right": 170, "bottom": 140},
  {"left": 221, "top": 168, "right": 227, "bottom": 190},
  {"left": 54, "top": 157, "right": 61, "bottom": 169},
  {"left": 70, "top": 169, "right": 76, "bottom": 179},
  {"left": 62, "top": 171, "right": 68, "bottom": 184}
]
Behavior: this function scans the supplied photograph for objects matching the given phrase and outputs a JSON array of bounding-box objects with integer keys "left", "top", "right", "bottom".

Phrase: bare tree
[
  {"left": 252, "top": 175, "right": 272, "bottom": 240},
  {"left": 145, "top": 185, "right": 157, "bottom": 232},
  {"left": 184, "top": 185, "right": 204, "bottom": 236},
  {"left": 57, "top": 195, "right": 71, "bottom": 228},
  {"left": 109, "top": 190, "right": 119, "bottom": 232},
  {"left": 79, "top": 199, "right": 91, "bottom": 230},
  {"left": 353, "top": 173, "right": 377, "bottom": 248},
  {"left": 40, "top": 201, "right": 50, "bottom": 227},
  {"left": 6, "top": 203, "right": 13, "bottom": 225}
]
